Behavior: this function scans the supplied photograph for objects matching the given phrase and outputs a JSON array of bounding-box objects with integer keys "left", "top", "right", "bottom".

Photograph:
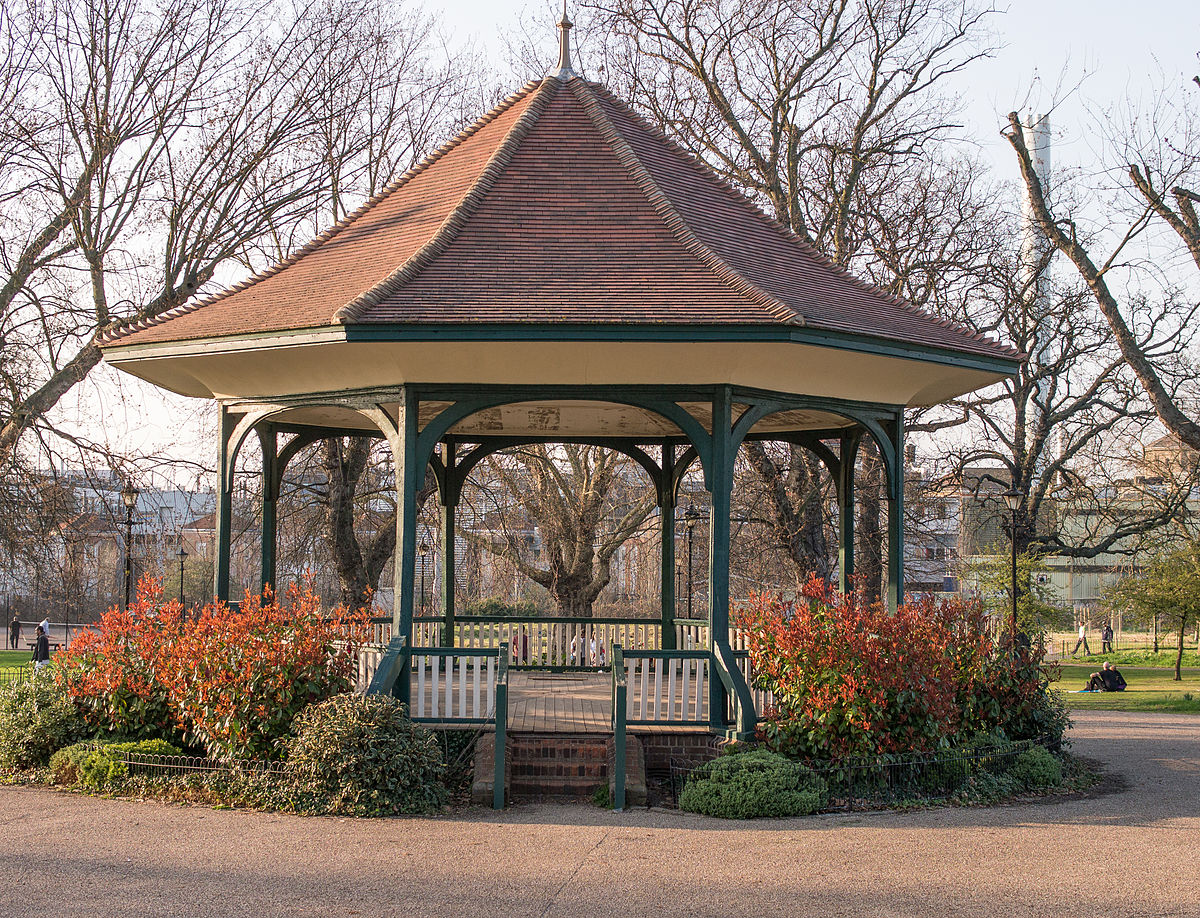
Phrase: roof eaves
[{"left": 569, "top": 78, "right": 804, "bottom": 327}]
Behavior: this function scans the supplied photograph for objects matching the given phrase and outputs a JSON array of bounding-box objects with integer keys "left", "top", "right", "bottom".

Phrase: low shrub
[
  {"left": 0, "top": 674, "right": 88, "bottom": 769},
  {"left": 49, "top": 738, "right": 185, "bottom": 789},
  {"left": 1009, "top": 745, "right": 1063, "bottom": 789},
  {"left": 678, "top": 748, "right": 827, "bottom": 819},
  {"left": 952, "top": 771, "right": 1022, "bottom": 805},
  {"left": 739, "top": 579, "right": 1071, "bottom": 759},
  {"left": 284, "top": 694, "right": 447, "bottom": 816},
  {"left": 461, "top": 597, "right": 540, "bottom": 617}
]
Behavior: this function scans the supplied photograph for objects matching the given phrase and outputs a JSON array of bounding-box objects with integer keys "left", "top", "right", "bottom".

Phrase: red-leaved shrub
[
  {"left": 58, "top": 578, "right": 371, "bottom": 761},
  {"left": 736, "top": 576, "right": 1065, "bottom": 759}
]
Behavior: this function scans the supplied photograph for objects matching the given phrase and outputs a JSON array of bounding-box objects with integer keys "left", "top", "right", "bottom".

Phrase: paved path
[{"left": 3, "top": 711, "right": 1198, "bottom": 918}]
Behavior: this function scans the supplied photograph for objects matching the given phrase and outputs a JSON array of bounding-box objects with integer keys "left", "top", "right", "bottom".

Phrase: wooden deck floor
[{"left": 507, "top": 672, "right": 611, "bottom": 733}]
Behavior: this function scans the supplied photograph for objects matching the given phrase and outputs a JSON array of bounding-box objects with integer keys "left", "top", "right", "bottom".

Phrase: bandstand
[{"left": 99, "top": 15, "right": 1020, "bottom": 796}]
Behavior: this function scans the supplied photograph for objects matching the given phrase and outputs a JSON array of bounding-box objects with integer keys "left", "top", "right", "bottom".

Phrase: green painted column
[
  {"left": 257, "top": 425, "right": 278, "bottom": 597},
  {"left": 660, "top": 443, "right": 677, "bottom": 650},
  {"left": 885, "top": 414, "right": 905, "bottom": 612},
  {"left": 440, "top": 492, "right": 456, "bottom": 649},
  {"left": 837, "top": 432, "right": 859, "bottom": 594},
  {"left": 390, "top": 389, "right": 421, "bottom": 705},
  {"left": 214, "top": 406, "right": 235, "bottom": 603},
  {"left": 708, "top": 388, "right": 734, "bottom": 730}
]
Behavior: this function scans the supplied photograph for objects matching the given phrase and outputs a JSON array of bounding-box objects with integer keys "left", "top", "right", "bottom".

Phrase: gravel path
[{"left": 3, "top": 711, "right": 1198, "bottom": 918}]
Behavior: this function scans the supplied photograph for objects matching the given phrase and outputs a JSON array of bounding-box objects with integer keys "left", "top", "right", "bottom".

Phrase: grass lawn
[
  {"left": 1053, "top": 663, "right": 1200, "bottom": 714},
  {"left": 0, "top": 649, "right": 32, "bottom": 668}
]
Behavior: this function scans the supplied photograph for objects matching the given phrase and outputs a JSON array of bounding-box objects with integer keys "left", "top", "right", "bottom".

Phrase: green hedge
[
  {"left": 679, "top": 749, "right": 828, "bottom": 819},
  {"left": 49, "top": 739, "right": 185, "bottom": 789},
  {"left": 0, "top": 675, "right": 88, "bottom": 769},
  {"left": 284, "top": 694, "right": 447, "bottom": 816}
]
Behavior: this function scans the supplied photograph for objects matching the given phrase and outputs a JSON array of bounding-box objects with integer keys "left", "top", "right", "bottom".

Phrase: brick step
[{"left": 507, "top": 732, "right": 614, "bottom": 799}]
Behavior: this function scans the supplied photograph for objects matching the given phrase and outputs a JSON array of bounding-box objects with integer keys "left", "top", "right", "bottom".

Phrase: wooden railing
[
  {"left": 408, "top": 646, "right": 504, "bottom": 723},
  {"left": 412, "top": 616, "right": 664, "bottom": 669},
  {"left": 732, "top": 649, "right": 774, "bottom": 720},
  {"left": 364, "top": 638, "right": 508, "bottom": 810},
  {"left": 618, "top": 649, "right": 712, "bottom": 725}
]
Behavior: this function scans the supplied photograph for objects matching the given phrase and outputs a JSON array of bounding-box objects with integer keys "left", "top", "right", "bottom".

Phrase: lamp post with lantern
[
  {"left": 177, "top": 543, "right": 188, "bottom": 607},
  {"left": 121, "top": 483, "right": 138, "bottom": 610},
  {"left": 683, "top": 504, "right": 706, "bottom": 620},
  {"left": 1001, "top": 488, "right": 1021, "bottom": 647}
]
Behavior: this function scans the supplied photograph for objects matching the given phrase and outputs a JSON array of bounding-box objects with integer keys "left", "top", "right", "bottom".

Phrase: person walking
[
  {"left": 1071, "top": 623, "right": 1092, "bottom": 656},
  {"left": 8, "top": 615, "right": 19, "bottom": 651},
  {"left": 33, "top": 624, "right": 50, "bottom": 671},
  {"left": 1101, "top": 623, "right": 1114, "bottom": 655}
]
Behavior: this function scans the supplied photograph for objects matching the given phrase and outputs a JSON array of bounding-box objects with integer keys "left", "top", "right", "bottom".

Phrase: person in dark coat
[
  {"left": 33, "top": 624, "right": 50, "bottom": 671},
  {"left": 8, "top": 616, "right": 19, "bottom": 651},
  {"left": 1101, "top": 623, "right": 1114, "bottom": 654}
]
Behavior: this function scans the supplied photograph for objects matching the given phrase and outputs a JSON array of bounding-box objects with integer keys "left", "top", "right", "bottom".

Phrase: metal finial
[{"left": 550, "top": 1, "right": 575, "bottom": 80}]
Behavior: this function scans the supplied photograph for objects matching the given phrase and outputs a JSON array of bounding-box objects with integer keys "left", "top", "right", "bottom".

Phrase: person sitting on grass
[{"left": 1085, "top": 661, "right": 1127, "bottom": 692}]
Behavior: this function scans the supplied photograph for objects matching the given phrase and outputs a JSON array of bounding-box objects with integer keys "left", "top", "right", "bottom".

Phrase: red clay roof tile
[{"left": 102, "top": 75, "right": 1017, "bottom": 362}]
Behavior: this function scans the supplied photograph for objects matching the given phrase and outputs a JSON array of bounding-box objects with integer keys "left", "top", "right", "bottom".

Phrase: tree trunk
[
  {"left": 1176, "top": 616, "right": 1186, "bottom": 682},
  {"left": 858, "top": 452, "right": 883, "bottom": 603}
]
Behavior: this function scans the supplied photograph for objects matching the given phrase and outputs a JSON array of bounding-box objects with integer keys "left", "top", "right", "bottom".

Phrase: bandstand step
[{"left": 472, "top": 732, "right": 648, "bottom": 804}]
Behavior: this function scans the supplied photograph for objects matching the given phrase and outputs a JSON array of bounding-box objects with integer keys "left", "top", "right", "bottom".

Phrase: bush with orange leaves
[
  {"left": 735, "top": 577, "right": 1065, "bottom": 760},
  {"left": 57, "top": 578, "right": 371, "bottom": 761}
]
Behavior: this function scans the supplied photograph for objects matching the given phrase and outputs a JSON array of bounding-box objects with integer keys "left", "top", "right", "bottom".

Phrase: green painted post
[
  {"left": 214, "top": 406, "right": 235, "bottom": 603},
  {"left": 494, "top": 642, "right": 508, "bottom": 810},
  {"left": 612, "top": 644, "right": 626, "bottom": 810},
  {"left": 257, "top": 425, "right": 277, "bottom": 597},
  {"left": 440, "top": 500, "right": 456, "bottom": 648},
  {"left": 886, "top": 414, "right": 905, "bottom": 611},
  {"left": 708, "top": 387, "right": 733, "bottom": 731},
  {"left": 660, "top": 443, "right": 677, "bottom": 650},
  {"left": 837, "top": 432, "right": 859, "bottom": 594},
  {"left": 391, "top": 388, "right": 420, "bottom": 706}
]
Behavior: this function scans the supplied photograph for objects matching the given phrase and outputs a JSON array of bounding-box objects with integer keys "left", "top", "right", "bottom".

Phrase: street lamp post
[
  {"left": 675, "top": 558, "right": 683, "bottom": 617},
  {"left": 418, "top": 539, "right": 430, "bottom": 615},
  {"left": 1001, "top": 488, "right": 1021, "bottom": 649},
  {"left": 121, "top": 483, "right": 138, "bottom": 610},
  {"left": 177, "top": 543, "right": 188, "bottom": 607},
  {"left": 683, "top": 505, "right": 704, "bottom": 620}
]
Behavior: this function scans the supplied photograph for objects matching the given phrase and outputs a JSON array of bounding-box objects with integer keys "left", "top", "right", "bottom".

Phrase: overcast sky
[{"left": 72, "top": 1, "right": 1200, "bottom": 483}]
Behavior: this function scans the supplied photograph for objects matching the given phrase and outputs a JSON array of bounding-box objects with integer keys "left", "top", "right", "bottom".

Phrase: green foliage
[
  {"left": 1105, "top": 542, "right": 1200, "bottom": 678},
  {"left": 0, "top": 674, "right": 88, "bottom": 769},
  {"left": 49, "top": 739, "right": 185, "bottom": 789},
  {"left": 47, "top": 738, "right": 185, "bottom": 788},
  {"left": 590, "top": 783, "right": 611, "bottom": 808},
  {"left": 951, "top": 771, "right": 1023, "bottom": 805},
  {"left": 962, "top": 551, "right": 1072, "bottom": 633},
  {"left": 678, "top": 748, "right": 827, "bottom": 819},
  {"left": 284, "top": 694, "right": 447, "bottom": 816},
  {"left": 462, "top": 597, "right": 541, "bottom": 617},
  {"left": 1009, "top": 746, "right": 1063, "bottom": 789}
]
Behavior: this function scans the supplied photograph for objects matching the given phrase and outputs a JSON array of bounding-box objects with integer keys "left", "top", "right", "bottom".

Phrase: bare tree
[
  {"left": 0, "top": 0, "right": 485, "bottom": 464},
  {"left": 1004, "top": 73, "right": 1200, "bottom": 451},
  {"left": 584, "top": 0, "right": 998, "bottom": 596},
  {"left": 461, "top": 446, "right": 657, "bottom": 617}
]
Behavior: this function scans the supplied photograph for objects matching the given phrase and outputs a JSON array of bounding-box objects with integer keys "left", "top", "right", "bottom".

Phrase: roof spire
[{"left": 550, "top": 1, "right": 575, "bottom": 80}]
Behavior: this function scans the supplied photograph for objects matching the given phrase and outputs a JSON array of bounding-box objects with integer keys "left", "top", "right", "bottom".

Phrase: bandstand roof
[{"left": 100, "top": 36, "right": 1020, "bottom": 440}]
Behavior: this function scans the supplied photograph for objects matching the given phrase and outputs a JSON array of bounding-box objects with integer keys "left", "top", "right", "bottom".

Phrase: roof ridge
[
  {"left": 99, "top": 80, "right": 544, "bottom": 345},
  {"left": 334, "top": 80, "right": 558, "bottom": 323},
  {"left": 568, "top": 79, "right": 804, "bottom": 327},
  {"left": 585, "top": 83, "right": 1021, "bottom": 358}
]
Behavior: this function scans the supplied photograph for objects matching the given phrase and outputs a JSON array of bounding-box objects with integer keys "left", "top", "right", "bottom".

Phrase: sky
[
  {"left": 434, "top": 0, "right": 1199, "bottom": 168},
  {"left": 69, "top": 0, "right": 1200, "bottom": 485}
]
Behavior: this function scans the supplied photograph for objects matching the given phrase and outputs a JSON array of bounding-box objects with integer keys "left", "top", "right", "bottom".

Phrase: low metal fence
[
  {"left": 669, "top": 739, "right": 1042, "bottom": 811},
  {"left": 120, "top": 752, "right": 285, "bottom": 780},
  {"left": 0, "top": 664, "right": 32, "bottom": 687}
]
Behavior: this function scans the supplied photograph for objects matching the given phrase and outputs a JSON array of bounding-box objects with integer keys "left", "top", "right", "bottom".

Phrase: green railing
[
  {"left": 611, "top": 645, "right": 627, "bottom": 810},
  {"left": 412, "top": 615, "right": 664, "bottom": 670}
]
